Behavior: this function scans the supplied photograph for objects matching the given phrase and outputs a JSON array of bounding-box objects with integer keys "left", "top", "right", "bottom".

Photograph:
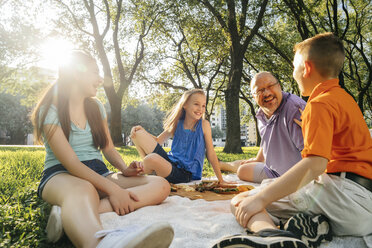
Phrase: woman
[{"left": 32, "top": 50, "right": 173, "bottom": 248}]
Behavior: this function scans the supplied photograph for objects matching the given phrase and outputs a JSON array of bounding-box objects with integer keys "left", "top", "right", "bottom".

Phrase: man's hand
[
  {"left": 122, "top": 161, "right": 144, "bottom": 177},
  {"left": 240, "top": 158, "right": 258, "bottom": 165},
  {"left": 235, "top": 194, "right": 266, "bottom": 228}
]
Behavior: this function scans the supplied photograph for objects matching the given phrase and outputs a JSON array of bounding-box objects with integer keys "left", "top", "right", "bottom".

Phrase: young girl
[
  {"left": 32, "top": 51, "right": 173, "bottom": 248},
  {"left": 130, "top": 89, "right": 232, "bottom": 185}
]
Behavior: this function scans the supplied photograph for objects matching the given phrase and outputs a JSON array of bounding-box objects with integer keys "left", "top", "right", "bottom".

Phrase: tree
[
  {"left": 195, "top": 0, "right": 269, "bottom": 153},
  {"left": 121, "top": 103, "right": 165, "bottom": 145},
  {"left": 211, "top": 125, "right": 224, "bottom": 139},
  {"left": 54, "top": 0, "right": 166, "bottom": 144},
  {"left": 0, "top": 0, "right": 44, "bottom": 97},
  {"left": 140, "top": 2, "right": 228, "bottom": 120},
  {"left": 0, "top": 92, "right": 33, "bottom": 144},
  {"left": 257, "top": 0, "right": 371, "bottom": 116}
]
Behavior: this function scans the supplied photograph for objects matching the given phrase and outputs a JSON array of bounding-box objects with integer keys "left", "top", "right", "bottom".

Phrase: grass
[{"left": 0, "top": 146, "right": 259, "bottom": 247}]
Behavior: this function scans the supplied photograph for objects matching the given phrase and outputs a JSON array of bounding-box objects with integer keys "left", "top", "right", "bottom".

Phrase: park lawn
[{"left": 0, "top": 146, "right": 259, "bottom": 247}]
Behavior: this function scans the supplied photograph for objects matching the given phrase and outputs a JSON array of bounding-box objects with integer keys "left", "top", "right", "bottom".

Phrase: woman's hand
[
  {"left": 122, "top": 161, "right": 144, "bottom": 177},
  {"left": 108, "top": 186, "right": 139, "bottom": 216},
  {"left": 130, "top": 125, "right": 143, "bottom": 139}
]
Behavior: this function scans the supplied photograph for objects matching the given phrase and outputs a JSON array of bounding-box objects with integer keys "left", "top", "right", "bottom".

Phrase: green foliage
[
  {"left": 121, "top": 103, "right": 165, "bottom": 143},
  {"left": 211, "top": 125, "right": 224, "bottom": 139},
  {"left": 0, "top": 145, "right": 258, "bottom": 247},
  {"left": 0, "top": 147, "right": 72, "bottom": 247},
  {"left": 0, "top": 92, "right": 33, "bottom": 144}
]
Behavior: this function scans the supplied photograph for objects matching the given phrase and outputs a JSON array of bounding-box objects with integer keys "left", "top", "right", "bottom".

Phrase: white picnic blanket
[{"left": 100, "top": 174, "right": 370, "bottom": 248}]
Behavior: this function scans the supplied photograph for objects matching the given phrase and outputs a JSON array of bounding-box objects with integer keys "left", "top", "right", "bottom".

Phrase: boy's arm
[
  {"left": 289, "top": 106, "right": 305, "bottom": 151},
  {"left": 235, "top": 155, "right": 327, "bottom": 227}
]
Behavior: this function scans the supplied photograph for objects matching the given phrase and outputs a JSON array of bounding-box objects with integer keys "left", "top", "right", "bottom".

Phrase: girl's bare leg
[
  {"left": 42, "top": 173, "right": 104, "bottom": 248},
  {"left": 99, "top": 174, "right": 170, "bottom": 213},
  {"left": 130, "top": 129, "right": 158, "bottom": 158},
  {"left": 142, "top": 154, "right": 172, "bottom": 177}
]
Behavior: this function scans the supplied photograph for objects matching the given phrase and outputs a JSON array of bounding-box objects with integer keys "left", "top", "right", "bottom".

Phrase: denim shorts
[
  {"left": 37, "top": 159, "right": 112, "bottom": 198},
  {"left": 152, "top": 144, "right": 192, "bottom": 184}
]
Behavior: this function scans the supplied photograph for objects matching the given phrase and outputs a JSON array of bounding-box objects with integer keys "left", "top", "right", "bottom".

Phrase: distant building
[{"left": 210, "top": 105, "right": 257, "bottom": 147}]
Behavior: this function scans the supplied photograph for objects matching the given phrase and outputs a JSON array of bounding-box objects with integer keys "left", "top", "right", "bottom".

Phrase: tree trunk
[
  {"left": 95, "top": 39, "right": 124, "bottom": 146},
  {"left": 223, "top": 48, "right": 243, "bottom": 153},
  {"left": 109, "top": 97, "right": 123, "bottom": 145}
]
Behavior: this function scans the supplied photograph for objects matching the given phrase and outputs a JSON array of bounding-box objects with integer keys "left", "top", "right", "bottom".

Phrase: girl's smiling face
[{"left": 183, "top": 93, "right": 206, "bottom": 121}]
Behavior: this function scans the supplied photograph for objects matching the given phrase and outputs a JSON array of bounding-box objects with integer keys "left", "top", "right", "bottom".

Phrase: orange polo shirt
[{"left": 301, "top": 79, "right": 372, "bottom": 180}]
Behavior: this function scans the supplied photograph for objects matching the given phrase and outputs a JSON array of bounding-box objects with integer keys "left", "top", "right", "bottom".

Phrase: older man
[{"left": 220, "top": 72, "right": 306, "bottom": 183}]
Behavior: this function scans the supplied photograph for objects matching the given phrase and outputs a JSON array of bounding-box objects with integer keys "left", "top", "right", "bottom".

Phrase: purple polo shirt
[{"left": 256, "top": 91, "right": 306, "bottom": 176}]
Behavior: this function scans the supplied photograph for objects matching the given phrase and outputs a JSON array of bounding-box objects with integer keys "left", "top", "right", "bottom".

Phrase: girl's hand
[
  {"left": 122, "top": 161, "right": 144, "bottom": 177},
  {"left": 130, "top": 125, "right": 143, "bottom": 139},
  {"left": 108, "top": 187, "right": 139, "bottom": 216},
  {"left": 218, "top": 179, "right": 237, "bottom": 186}
]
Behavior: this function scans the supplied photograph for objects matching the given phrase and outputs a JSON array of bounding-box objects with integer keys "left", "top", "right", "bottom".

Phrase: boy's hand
[
  {"left": 122, "top": 161, "right": 144, "bottom": 177},
  {"left": 235, "top": 194, "right": 266, "bottom": 228},
  {"left": 294, "top": 108, "right": 303, "bottom": 127}
]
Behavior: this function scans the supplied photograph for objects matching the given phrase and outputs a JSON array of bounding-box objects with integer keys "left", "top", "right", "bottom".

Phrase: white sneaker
[
  {"left": 46, "top": 205, "right": 64, "bottom": 243},
  {"left": 96, "top": 222, "right": 174, "bottom": 248}
]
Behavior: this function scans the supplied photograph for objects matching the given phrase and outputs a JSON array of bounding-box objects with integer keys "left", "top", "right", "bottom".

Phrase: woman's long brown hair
[{"left": 31, "top": 51, "right": 108, "bottom": 149}]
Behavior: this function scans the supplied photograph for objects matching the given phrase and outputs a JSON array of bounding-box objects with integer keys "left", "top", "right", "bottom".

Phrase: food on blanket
[
  {"left": 195, "top": 181, "right": 219, "bottom": 192},
  {"left": 170, "top": 184, "right": 196, "bottom": 192},
  {"left": 179, "top": 185, "right": 196, "bottom": 192},
  {"left": 237, "top": 185, "right": 255, "bottom": 192},
  {"left": 195, "top": 180, "right": 254, "bottom": 194},
  {"left": 170, "top": 184, "right": 178, "bottom": 192},
  {"left": 212, "top": 187, "right": 239, "bottom": 194}
]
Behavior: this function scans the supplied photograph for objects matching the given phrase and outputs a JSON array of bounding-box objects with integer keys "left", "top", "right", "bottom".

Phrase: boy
[{"left": 213, "top": 33, "right": 372, "bottom": 248}]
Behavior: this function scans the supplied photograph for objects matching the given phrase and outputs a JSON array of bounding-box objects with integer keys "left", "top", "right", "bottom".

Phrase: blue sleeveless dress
[{"left": 168, "top": 118, "right": 206, "bottom": 180}]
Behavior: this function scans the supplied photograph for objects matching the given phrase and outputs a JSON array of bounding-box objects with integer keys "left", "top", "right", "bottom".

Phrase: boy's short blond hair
[{"left": 294, "top": 32, "right": 345, "bottom": 78}]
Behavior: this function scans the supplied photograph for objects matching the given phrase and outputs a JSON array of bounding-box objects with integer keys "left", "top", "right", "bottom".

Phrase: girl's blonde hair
[{"left": 163, "top": 88, "right": 205, "bottom": 135}]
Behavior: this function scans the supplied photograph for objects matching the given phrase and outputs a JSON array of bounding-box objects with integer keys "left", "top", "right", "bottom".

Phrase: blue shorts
[
  {"left": 37, "top": 159, "right": 112, "bottom": 198},
  {"left": 152, "top": 144, "right": 192, "bottom": 184}
]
